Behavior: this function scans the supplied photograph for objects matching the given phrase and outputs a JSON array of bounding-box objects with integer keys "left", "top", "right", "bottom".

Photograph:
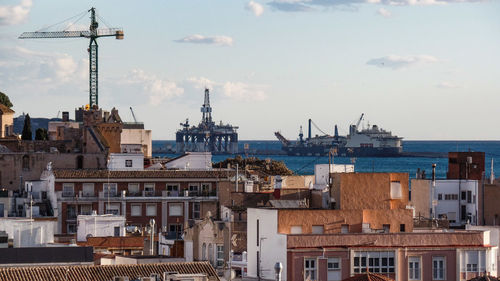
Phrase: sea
[{"left": 152, "top": 140, "right": 500, "bottom": 179}]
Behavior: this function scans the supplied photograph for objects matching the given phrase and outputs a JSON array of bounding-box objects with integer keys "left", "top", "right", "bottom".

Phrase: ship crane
[
  {"left": 355, "top": 113, "right": 365, "bottom": 129},
  {"left": 19, "top": 7, "right": 124, "bottom": 108},
  {"left": 129, "top": 107, "right": 138, "bottom": 123}
]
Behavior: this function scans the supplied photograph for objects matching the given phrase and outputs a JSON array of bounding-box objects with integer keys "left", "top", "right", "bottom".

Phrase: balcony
[
  {"left": 143, "top": 190, "right": 156, "bottom": 197},
  {"left": 62, "top": 191, "right": 75, "bottom": 197},
  {"left": 99, "top": 191, "right": 118, "bottom": 198},
  {"left": 80, "top": 191, "right": 95, "bottom": 198}
]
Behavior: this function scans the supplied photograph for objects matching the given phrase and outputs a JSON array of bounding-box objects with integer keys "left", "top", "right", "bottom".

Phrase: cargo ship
[{"left": 274, "top": 114, "right": 403, "bottom": 157}]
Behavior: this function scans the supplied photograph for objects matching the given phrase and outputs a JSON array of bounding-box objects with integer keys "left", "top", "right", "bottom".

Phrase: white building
[
  {"left": 76, "top": 213, "right": 126, "bottom": 242},
  {"left": 434, "top": 179, "right": 479, "bottom": 226},
  {"left": 107, "top": 153, "right": 144, "bottom": 171},
  {"left": 314, "top": 163, "right": 354, "bottom": 189},
  {"left": 165, "top": 152, "right": 212, "bottom": 170},
  {"left": 121, "top": 125, "right": 153, "bottom": 157},
  {"left": 0, "top": 218, "right": 56, "bottom": 247},
  {"left": 247, "top": 208, "right": 287, "bottom": 281}
]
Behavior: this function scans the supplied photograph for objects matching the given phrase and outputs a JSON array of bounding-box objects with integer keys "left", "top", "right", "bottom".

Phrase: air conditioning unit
[{"left": 113, "top": 277, "right": 129, "bottom": 281}]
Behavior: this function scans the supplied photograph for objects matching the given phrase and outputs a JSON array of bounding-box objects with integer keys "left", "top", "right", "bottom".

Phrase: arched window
[
  {"left": 22, "top": 155, "right": 29, "bottom": 170},
  {"left": 202, "top": 243, "right": 207, "bottom": 260},
  {"left": 208, "top": 243, "right": 214, "bottom": 265}
]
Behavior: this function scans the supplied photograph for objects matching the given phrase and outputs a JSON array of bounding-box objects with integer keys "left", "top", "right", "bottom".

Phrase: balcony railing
[
  {"left": 162, "top": 190, "right": 217, "bottom": 197},
  {"left": 62, "top": 191, "right": 74, "bottom": 197}
]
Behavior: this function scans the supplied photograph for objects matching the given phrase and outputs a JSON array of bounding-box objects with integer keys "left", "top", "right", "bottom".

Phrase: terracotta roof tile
[
  {"left": 0, "top": 262, "right": 219, "bottom": 281},
  {"left": 0, "top": 104, "right": 14, "bottom": 114},
  {"left": 78, "top": 236, "right": 145, "bottom": 249},
  {"left": 53, "top": 169, "right": 235, "bottom": 179},
  {"left": 342, "top": 272, "right": 395, "bottom": 281}
]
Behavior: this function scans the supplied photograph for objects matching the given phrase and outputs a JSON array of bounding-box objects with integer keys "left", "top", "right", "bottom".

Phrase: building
[
  {"left": 76, "top": 213, "right": 126, "bottom": 242},
  {"left": 78, "top": 236, "right": 146, "bottom": 256},
  {"left": 0, "top": 217, "right": 57, "bottom": 247},
  {"left": 0, "top": 104, "right": 14, "bottom": 138},
  {"left": 121, "top": 122, "right": 153, "bottom": 158},
  {"left": 164, "top": 152, "right": 213, "bottom": 170},
  {"left": 0, "top": 246, "right": 93, "bottom": 267},
  {"left": 247, "top": 207, "right": 415, "bottom": 281},
  {"left": 107, "top": 153, "right": 145, "bottom": 171},
  {"left": 484, "top": 180, "right": 500, "bottom": 226},
  {"left": 100, "top": 255, "right": 184, "bottom": 265}
]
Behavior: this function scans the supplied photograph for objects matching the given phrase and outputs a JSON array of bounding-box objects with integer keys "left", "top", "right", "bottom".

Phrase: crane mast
[{"left": 19, "top": 7, "right": 123, "bottom": 108}]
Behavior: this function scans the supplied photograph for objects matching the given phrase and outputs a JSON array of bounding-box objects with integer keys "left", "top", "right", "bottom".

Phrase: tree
[
  {"left": 0, "top": 91, "right": 13, "bottom": 108},
  {"left": 21, "top": 114, "right": 32, "bottom": 140},
  {"left": 35, "top": 128, "right": 48, "bottom": 141}
]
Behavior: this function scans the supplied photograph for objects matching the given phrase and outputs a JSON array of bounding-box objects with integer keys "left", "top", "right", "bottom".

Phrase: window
[
  {"left": 432, "top": 257, "right": 445, "bottom": 280},
  {"left": 128, "top": 183, "right": 140, "bottom": 196},
  {"left": 22, "top": 155, "right": 30, "bottom": 170},
  {"left": 188, "top": 184, "right": 199, "bottom": 196},
  {"left": 125, "top": 159, "right": 132, "bottom": 167},
  {"left": 192, "top": 202, "right": 201, "bottom": 219},
  {"left": 67, "top": 223, "right": 77, "bottom": 234},
  {"left": 462, "top": 251, "right": 485, "bottom": 273},
  {"left": 169, "top": 224, "right": 182, "bottom": 239},
  {"left": 353, "top": 251, "right": 395, "bottom": 274},
  {"left": 438, "top": 194, "right": 443, "bottom": 200},
  {"left": 390, "top": 181, "right": 402, "bottom": 199},
  {"left": 304, "top": 258, "right": 317, "bottom": 281},
  {"left": 146, "top": 203, "right": 157, "bottom": 216},
  {"left": 62, "top": 183, "right": 74, "bottom": 197},
  {"left": 290, "top": 225, "right": 303, "bottom": 234},
  {"left": 82, "top": 183, "right": 94, "bottom": 197},
  {"left": 461, "top": 205, "right": 467, "bottom": 221},
  {"left": 114, "top": 226, "right": 120, "bottom": 237},
  {"left": 167, "top": 184, "right": 179, "bottom": 197},
  {"left": 202, "top": 243, "right": 207, "bottom": 260},
  {"left": 66, "top": 205, "right": 77, "bottom": 219},
  {"left": 327, "top": 257, "right": 341, "bottom": 281},
  {"left": 341, "top": 224, "right": 349, "bottom": 234},
  {"left": 408, "top": 256, "right": 421, "bottom": 280},
  {"left": 201, "top": 183, "right": 212, "bottom": 196},
  {"left": 80, "top": 204, "right": 92, "bottom": 215},
  {"left": 208, "top": 243, "right": 214, "bottom": 265},
  {"left": 383, "top": 224, "right": 390, "bottom": 233},
  {"left": 461, "top": 191, "right": 466, "bottom": 200},
  {"left": 169, "top": 203, "right": 183, "bottom": 216},
  {"left": 103, "top": 183, "right": 117, "bottom": 197},
  {"left": 144, "top": 183, "right": 155, "bottom": 196},
  {"left": 400, "top": 224, "right": 406, "bottom": 232},
  {"left": 0, "top": 203, "right": 3, "bottom": 218},
  {"left": 256, "top": 219, "right": 259, "bottom": 246},
  {"left": 216, "top": 245, "right": 224, "bottom": 267},
  {"left": 312, "top": 225, "right": 324, "bottom": 234},
  {"left": 131, "top": 204, "right": 142, "bottom": 216},
  {"left": 106, "top": 203, "right": 120, "bottom": 215},
  {"left": 467, "top": 190, "right": 472, "bottom": 203}
]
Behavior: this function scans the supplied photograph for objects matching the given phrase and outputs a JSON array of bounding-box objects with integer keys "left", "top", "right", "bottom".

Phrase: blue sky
[{"left": 1, "top": 0, "right": 499, "bottom": 140}]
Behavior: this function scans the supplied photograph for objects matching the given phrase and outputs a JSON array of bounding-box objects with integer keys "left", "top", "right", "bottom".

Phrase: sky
[{"left": 0, "top": 0, "right": 499, "bottom": 140}]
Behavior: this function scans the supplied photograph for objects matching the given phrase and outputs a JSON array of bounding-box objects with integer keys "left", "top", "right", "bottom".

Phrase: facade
[
  {"left": 484, "top": 181, "right": 500, "bottom": 226},
  {"left": 165, "top": 152, "right": 213, "bottom": 170},
  {"left": 0, "top": 217, "right": 57, "bottom": 247},
  {"left": 121, "top": 123, "right": 152, "bottom": 158},
  {"left": 0, "top": 104, "right": 14, "bottom": 138},
  {"left": 46, "top": 169, "right": 230, "bottom": 235},
  {"left": 412, "top": 179, "right": 480, "bottom": 227},
  {"left": 247, "top": 207, "right": 414, "bottom": 281},
  {"left": 76, "top": 214, "right": 126, "bottom": 242},
  {"left": 108, "top": 153, "right": 144, "bottom": 171}
]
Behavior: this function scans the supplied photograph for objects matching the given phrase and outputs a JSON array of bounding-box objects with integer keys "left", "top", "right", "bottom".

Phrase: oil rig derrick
[{"left": 175, "top": 88, "right": 238, "bottom": 154}]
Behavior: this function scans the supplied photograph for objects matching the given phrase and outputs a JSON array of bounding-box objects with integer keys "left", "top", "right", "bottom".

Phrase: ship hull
[{"left": 283, "top": 145, "right": 402, "bottom": 157}]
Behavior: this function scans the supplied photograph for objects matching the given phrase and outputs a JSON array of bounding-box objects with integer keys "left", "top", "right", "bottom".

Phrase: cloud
[
  {"left": 0, "top": 0, "right": 32, "bottom": 26},
  {"left": 246, "top": 1, "right": 265, "bottom": 16},
  {"left": 222, "top": 82, "right": 267, "bottom": 101},
  {"left": 366, "top": 55, "right": 439, "bottom": 69},
  {"left": 266, "top": 0, "right": 485, "bottom": 12},
  {"left": 436, "top": 81, "right": 459, "bottom": 89},
  {"left": 174, "top": 34, "right": 234, "bottom": 46},
  {"left": 377, "top": 7, "right": 392, "bottom": 17},
  {"left": 185, "top": 77, "right": 268, "bottom": 102},
  {"left": 125, "top": 69, "right": 184, "bottom": 105}
]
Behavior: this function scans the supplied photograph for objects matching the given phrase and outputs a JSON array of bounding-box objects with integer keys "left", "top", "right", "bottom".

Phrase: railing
[
  {"left": 62, "top": 191, "right": 74, "bottom": 197},
  {"left": 162, "top": 190, "right": 217, "bottom": 197},
  {"left": 80, "top": 191, "right": 95, "bottom": 198}
]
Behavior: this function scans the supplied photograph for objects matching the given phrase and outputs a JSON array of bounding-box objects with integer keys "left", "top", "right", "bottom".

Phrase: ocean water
[{"left": 152, "top": 140, "right": 500, "bottom": 179}]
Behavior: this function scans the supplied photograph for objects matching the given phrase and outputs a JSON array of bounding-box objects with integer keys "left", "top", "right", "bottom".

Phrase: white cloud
[
  {"left": 436, "top": 81, "right": 459, "bottom": 89},
  {"left": 267, "top": 0, "right": 485, "bottom": 12},
  {"left": 377, "top": 7, "right": 392, "bottom": 17},
  {"left": 0, "top": 0, "right": 32, "bottom": 26},
  {"left": 246, "top": 1, "right": 265, "bottom": 16},
  {"left": 222, "top": 82, "right": 267, "bottom": 101},
  {"left": 174, "top": 34, "right": 234, "bottom": 46},
  {"left": 125, "top": 69, "right": 184, "bottom": 105},
  {"left": 185, "top": 77, "right": 268, "bottom": 102},
  {"left": 366, "top": 54, "right": 439, "bottom": 69}
]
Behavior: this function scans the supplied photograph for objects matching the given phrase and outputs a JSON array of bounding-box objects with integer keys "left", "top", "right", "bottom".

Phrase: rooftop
[
  {"left": 78, "top": 236, "right": 145, "bottom": 249},
  {"left": 0, "top": 262, "right": 219, "bottom": 281},
  {"left": 287, "top": 231, "right": 489, "bottom": 249},
  {"left": 53, "top": 169, "right": 235, "bottom": 179}
]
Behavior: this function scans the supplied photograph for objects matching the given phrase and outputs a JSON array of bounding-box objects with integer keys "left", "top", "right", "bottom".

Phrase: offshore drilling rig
[{"left": 175, "top": 89, "right": 238, "bottom": 154}]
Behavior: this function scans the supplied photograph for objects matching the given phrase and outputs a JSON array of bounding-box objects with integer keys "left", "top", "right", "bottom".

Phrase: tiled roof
[
  {"left": 0, "top": 262, "right": 219, "bottom": 281},
  {"left": 342, "top": 272, "right": 394, "bottom": 281},
  {"left": 78, "top": 236, "right": 145, "bottom": 249},
  {"left": 0, "top": 104, "right": 14, "bottom": 114},
  {"left": 53, "top": 169, "right": 235, "bottom": 179}
]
